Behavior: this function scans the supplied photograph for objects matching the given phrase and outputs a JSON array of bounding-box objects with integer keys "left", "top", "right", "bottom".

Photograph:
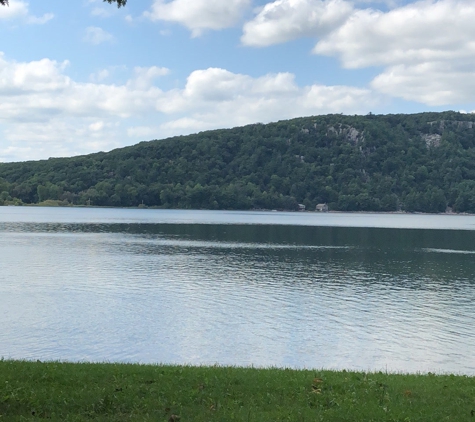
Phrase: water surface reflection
[{"left": 1, "top": 208, "right": 474, "bottom": 374}]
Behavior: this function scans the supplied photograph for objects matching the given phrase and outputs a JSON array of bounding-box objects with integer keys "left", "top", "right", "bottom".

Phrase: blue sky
[{"left": 1, "top": 0, "right": 474, "bottom": 162}]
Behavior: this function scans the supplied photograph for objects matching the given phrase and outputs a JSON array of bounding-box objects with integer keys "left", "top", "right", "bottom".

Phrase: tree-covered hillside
[{"left": 1, "top": 111, "right": 475, "bottom": 213}]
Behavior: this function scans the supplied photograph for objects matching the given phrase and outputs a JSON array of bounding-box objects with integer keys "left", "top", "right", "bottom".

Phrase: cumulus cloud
[
  {"left": 0, "top": 119, "right": 122, "bottom": 162},
  {"left": 130, "top": 66, "right": 170, "bottom": 89},
  {"left": 0, "top": 53, "right": 381, "bottom": 161},
  {"left": 91, "top": 7, "right": 115, "bottom": 18},
  {"left": 154, "top": 68, "right": 302, "bottom": 116},
  {"left": 0, "top": 54, "right": 70, "bottom": 95},
  {"left": 354, "top": 0, "right": 402, "bottom": 7},
  {"left": 89, "top": 121, "right": 105, "bottom": 131},
  {"left": 314, "top": 0, "right": 475, "bottom": 68},
  {"left": 154, "top": 67, "right": 380, "bottom": 135},
  {"left": 0, "top": 53, "right": 168, "bottom": 160},
  {"left": 86, "top": 0, "right": 118, "bottom": 17},
  {"left": 0, "top": 1, "right": 29, "bottom": 20},
  {"left": 89, "top": 69, "right": 110, "bottom": 82},
  {"left": 127, "top": 126, "right": 162, "bottom": 138},
  {"left": 239, "top": 0, "right": 475, "bottom": 106},
  {"left": 371, "top": 61, "right": 475, "bottom": 105},
  {"left": 144, "top": 0, "right": 251, "bottom": 36},
  {"left": 83, "top": 26, "right": 115, "bottom": 45},
  {"left": 242, "top": 0, "right": 353, "bottom": 47},
  {"left": 309, "top": 0, "right": 475, "bottom": 104},
  {"left": 0, "top": 0, "right": 53, "bottom": 24}
]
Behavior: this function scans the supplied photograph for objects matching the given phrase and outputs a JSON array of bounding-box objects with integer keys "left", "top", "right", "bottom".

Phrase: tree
[
  {"left": 103, "top": 0, "right": 127, "bottom": 6},
  {"left": 0, "top": 0, "right": 127, "bottom": 6}
]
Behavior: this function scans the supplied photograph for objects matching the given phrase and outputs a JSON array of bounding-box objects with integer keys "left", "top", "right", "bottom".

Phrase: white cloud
[
  {"left": 130, "top": 66, "right": 170, "bottom": 89},
  {"left": 83, "top": 26, "right": 115, "bottom": 45},
  {"left": 0, "top": 54, "right": 381, "bottom": 161},
  {"left": 89, "top": 121, "right": 105, "bottom": 131},
  {"left": 242, "top": 0, "right": 353, "bottom": 47},
  {"left": 127, "top": 126, "right": 161, "bottom": 138},
  {"left": 26, "top": 12, "right": 53, "bottom": 24},
  {"left": 91, "top": 8, "right": 111, "bottom": 18},
  {"left": 159, "top": 117, "right": 210, "bottom": 132},
  {"left": 144, "top": 0, "right": 251, "bottom": 37},
  {"left": 314, "top": 0, "right": 475, "bottom": 68},
  {"left": 89, "top": 65, "right": 129, "bottom": 83},
  {"left": 310, "top": 0, "right": 475, "bottom": 104},
  {"left": 91, "top": 7, "right": 115, "bottom": 18},
  {"left": 0, "top": 1, "right": 29, "bottom": 20},
  {"left": 0, "top": 54, "right": 70, "bottom": 95},
  {"left": 155, "top": 67, "right": 379, "bottom": 135},
  {"left": 86, "top": 0, "right": 119, "bottom": 17},
  {"left": 89, "top": 69, "right": 110, "bottom": 82},
  {"left": 354, "top": 0, "right": 402, "bottom": 7},
  {"left": 0, "top": 53, "right": 168, "bottom": 160},
  {"left": 0, "top": 0, "right": 53, "bottom": 24},
  {"left": 371, "top": 62, "right": 475, "bottom": 105},
  {"left": 1, "top": 121, "right": 123, "bottom": 161}
]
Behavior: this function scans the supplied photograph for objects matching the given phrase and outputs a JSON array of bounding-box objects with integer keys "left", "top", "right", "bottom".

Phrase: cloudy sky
[{"left": 1, "top": 0, "right": 474, "bottom": 162}]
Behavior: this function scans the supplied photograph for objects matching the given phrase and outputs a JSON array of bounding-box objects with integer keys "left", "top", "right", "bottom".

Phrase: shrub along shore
[{"left": 1, "top": 361, "right": 474, "bottom": 421}]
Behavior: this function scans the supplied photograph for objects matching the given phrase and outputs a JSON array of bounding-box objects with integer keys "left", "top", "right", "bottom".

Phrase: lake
[{"left": 1, "top": 207, "right": 475, "bottom": 374}]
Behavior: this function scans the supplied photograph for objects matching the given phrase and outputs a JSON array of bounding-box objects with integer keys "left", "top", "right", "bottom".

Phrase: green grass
[
  {"left": 35, "top": 200, "right": 70, "bottom": 207},
  {"left": 0, "top": 361, "right": 474, "bottom": 421}
]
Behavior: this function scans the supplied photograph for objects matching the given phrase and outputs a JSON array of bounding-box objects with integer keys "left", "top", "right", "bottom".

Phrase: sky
[{"left": 1, "top": 0, "right": 475, "bottom": 162}]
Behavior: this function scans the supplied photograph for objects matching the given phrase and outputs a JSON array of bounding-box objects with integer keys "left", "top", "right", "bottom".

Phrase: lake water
[{"left": 1, "top": 207, "right": 475, "bottom": 374}]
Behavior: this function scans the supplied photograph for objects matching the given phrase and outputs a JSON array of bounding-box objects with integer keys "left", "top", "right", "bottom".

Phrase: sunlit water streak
[{"left": 1, "top": 208, "right": 475, "bottom": 374}]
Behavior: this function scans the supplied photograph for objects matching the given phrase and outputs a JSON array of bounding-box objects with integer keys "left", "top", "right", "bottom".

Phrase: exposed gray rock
[
  {"left": 422, "top": 133, "right": 442, "bottom": 148},
  {"left": 326, "top": 124, "right": 364, "bottom": 144},
  {"left": 427, "top": 120, "right": 475, "bottom": 130}
]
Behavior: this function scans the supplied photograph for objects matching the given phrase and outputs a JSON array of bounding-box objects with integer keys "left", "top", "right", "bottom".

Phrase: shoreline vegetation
[
  {"left": 3, "top": 200, "right": 475, "bottom": 217},
  {"left": 1, "top": 361, "right": 474, "bottom": 421},
  {"left": 3, "top": 111, "right": 475, "bottom": 213}
]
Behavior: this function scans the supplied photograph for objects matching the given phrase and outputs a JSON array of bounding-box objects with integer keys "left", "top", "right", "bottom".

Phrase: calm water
[{"left": 1, "top": 207, "right": 475, "bottom": 374}]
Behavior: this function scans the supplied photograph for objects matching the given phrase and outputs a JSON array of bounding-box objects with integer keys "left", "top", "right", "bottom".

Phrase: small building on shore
[
  {"left": 298, "top": 204, "right": 306, "bottom": 211},
  {"left": 316, "top": 203, "right": 329, "bottom": 212}
]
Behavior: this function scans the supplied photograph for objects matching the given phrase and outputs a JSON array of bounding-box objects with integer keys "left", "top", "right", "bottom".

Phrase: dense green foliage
[
  {"left": 1, "top": 361, "right": 474, "bottom": 421},
  {"left": 103, "top": 0, "right": 127, "bottom": 7},
  {"left": 2, "top": 111, "right": 475, "bottom": 212}
]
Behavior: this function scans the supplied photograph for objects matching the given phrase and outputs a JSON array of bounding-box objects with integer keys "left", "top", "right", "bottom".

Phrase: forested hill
[{"left": 1, "top": 111, "right": 475, "bottom": 213}]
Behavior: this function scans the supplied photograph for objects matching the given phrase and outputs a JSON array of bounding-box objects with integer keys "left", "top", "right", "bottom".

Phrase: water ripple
[{"left": 1, "top": 214, "right": 475, "bottom": 374}]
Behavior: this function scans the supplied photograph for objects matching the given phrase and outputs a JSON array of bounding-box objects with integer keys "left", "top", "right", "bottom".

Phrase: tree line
[{"left": 1, "top": 111, "right": 475, "bottom": 213}]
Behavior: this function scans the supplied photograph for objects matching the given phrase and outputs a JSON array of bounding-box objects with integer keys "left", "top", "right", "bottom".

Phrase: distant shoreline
[{"left": 2, "top": 202, "right": 475, "bottom": 217}]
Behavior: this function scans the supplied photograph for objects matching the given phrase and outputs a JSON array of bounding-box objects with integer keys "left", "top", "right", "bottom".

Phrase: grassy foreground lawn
[{"left": 0, "top": 361, "right": 474, "bottom": 421}]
